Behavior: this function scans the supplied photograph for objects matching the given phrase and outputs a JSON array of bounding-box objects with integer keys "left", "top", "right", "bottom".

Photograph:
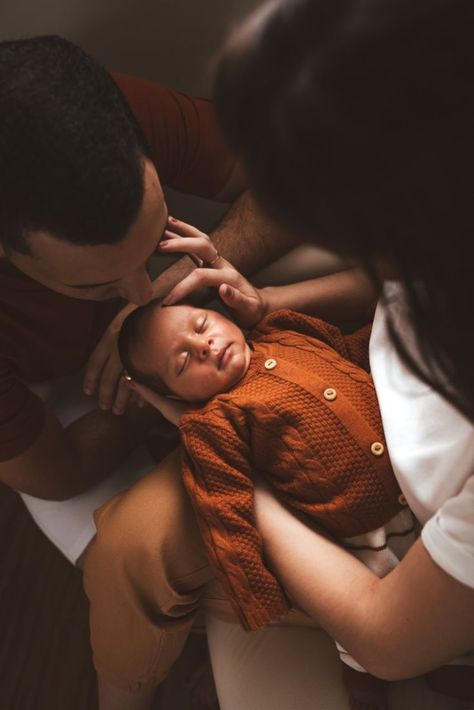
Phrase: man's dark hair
[
  {"left": 118, "top": 299, "right": 171, "bottom": 395},
  {"left": 215, "top": 0, "right": 474, "bottom": 421},
  {"left": 0, "top": 35, "right": 150, "bottom": 254}
]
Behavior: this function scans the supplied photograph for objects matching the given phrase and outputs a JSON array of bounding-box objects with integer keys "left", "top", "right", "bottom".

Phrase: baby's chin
[
  {"left": 223, "top": 350, "right": 250, "bottom": 390},
  {"left": 182, "top": 347, "right": 251, "bottom": 402}
]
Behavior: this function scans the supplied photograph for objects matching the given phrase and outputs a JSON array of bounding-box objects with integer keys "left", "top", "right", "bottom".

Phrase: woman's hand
[
  {"left": 159, "top": 217, "right": 269, "bottom": 329},
  {"left": 125, "top": 379, "right": 192, "bottom": 427}
]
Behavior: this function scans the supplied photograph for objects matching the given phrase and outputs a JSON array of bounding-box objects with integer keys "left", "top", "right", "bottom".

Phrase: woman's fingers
[
  {"left": 160, "top": 216, "right": 267, "bottom": 328},
  {"left": 163, "top": 218, "right": 223, "bottom": 267},
  {"left": 163, "top": 267, "right": 236, "bottom": 305},
  {"left": 167, "top": 216, "right": 207, "bottom": 238},
  {"left": 218, "top": 283, "right": 266, "bottom": 328},
  {"left": 160, "top": 233, "right": 220, "bottom": 265}
]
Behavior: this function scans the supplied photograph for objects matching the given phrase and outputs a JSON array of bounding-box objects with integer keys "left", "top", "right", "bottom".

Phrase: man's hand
[
  {"left": 125, "top": 379, "right": 192, "bottom": 427},
  {"left": 159, "top": 218, "right": 269, "bottom": 328},
  {"left": 82, "top": 216, "right": 204, "bottom": 412},
  {"left": 83, "top": 303, "right": 137, "bottom": 414}
]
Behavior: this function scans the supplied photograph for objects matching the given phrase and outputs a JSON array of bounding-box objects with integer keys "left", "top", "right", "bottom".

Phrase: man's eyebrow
[
  {"left": 64, "top": 207, "right": 170, "bottom": 290},
  {"left": 63, "top": 278, "right": 121, "bottom": 289}
]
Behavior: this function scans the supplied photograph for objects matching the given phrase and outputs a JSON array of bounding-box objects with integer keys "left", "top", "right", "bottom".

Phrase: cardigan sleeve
[{"left": 180, "top": 402, "right": 290, "bottom": 630}]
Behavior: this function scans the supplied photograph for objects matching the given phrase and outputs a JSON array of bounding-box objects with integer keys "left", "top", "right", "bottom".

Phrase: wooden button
[
  {"left": 264, "top": 358, "right": 277, "bottom": 370},
  {"left": 323, "top": 388, "right": 337, "bottom": 401},
  {"left": 370, "top": 441, "right": 385, "bottom": 456}
]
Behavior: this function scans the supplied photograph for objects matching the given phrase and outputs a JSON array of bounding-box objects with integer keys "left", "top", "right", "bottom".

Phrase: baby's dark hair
[
  {"left": 118, "top": 299, "right": 171, "bottom": 395},
  {"left": 0, "top": 35, "right": 149, "bottom": 254}
]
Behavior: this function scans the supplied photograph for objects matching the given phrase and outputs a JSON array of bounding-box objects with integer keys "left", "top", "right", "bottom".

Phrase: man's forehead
[
  {"left": 25, "top": 231, "right": 132, "bottom": 280},
  {"left": 17, "top": 160, "right": 167, "bottom": 282}
]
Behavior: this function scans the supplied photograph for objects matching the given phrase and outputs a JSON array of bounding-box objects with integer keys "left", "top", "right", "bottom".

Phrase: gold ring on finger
[{"left": 207, "top": 250, "right": 220, "bottom": 266}]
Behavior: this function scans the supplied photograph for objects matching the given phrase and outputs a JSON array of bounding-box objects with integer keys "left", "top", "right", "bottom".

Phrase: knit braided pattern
[{"left": 180, "top": 310, "right": 402, "bottom": 630}]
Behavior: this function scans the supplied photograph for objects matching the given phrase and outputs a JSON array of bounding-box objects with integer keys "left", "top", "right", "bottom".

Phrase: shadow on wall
[
  {"left": 79, "top": 0, "right": 263, "bottom": 94},
  {"left": 0, "top": 0, "right": 262, "bottom": 94}
]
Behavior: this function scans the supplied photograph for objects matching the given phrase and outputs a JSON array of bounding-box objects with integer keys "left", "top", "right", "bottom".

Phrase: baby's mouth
[{"left": 218, "top": 344, "right": 231, "bottom": 369}]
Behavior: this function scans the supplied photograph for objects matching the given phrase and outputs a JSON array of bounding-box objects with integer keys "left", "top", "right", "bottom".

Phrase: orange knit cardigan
[{"left": 180, "top": 310, "right": 403, "bottom": 630}]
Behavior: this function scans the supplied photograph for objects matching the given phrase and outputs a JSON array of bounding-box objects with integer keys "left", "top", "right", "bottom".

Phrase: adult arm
[
  {"left": 0, "top": 400, "right": 161, "bottom": 500},
  {"left": 257, "top": 267, "right": 378, "bottom": 325},
  {"left": 150, "top": 192, "right": 299, "bottom": 302},
  {"left": 254, "top": 485, "right": 474, "bottom": 680},
  {"left": 160, "top": 224, "right": 378, "bottom": 327}
]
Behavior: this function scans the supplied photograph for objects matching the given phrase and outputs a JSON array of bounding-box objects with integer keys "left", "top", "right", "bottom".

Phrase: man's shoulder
[
  {"left": 111, "top": 72, "right": 235, "bottom": 198},
  {"left": 0, "top": 263, "right": 114, "bottom": 381}
]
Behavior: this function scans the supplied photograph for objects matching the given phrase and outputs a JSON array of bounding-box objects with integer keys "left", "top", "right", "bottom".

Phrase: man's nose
[{"left": 118, "top": 268, "right": 154, "bottom": 306}]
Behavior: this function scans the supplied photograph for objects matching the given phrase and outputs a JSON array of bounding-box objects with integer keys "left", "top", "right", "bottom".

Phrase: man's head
[
  {"left": 118, "top": 300, "right": 251, "bottom": 402},
  {"left": 0, "top": 35, "right": 167, "bottom": 304}
]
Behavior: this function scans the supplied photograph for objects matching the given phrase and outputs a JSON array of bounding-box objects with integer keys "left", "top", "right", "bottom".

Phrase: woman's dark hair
[
  {"left": 0, "top": 35, "right": 150, "bottom": 254},
  {"left": 215, "top": 0, "right": 474, "bottom": 420},
  {"left": 118, "top": 300, "right": 171, "bottom": 395}
]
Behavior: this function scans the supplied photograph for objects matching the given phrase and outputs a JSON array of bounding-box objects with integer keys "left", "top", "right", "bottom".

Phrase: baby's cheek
[{"left": 195, "top": 375, "right": 221, "bottom": 400}]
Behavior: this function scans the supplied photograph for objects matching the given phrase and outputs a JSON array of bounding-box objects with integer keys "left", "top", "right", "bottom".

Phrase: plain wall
[{"left": 0, "top": 0, "right": 262, "bottom": 93}]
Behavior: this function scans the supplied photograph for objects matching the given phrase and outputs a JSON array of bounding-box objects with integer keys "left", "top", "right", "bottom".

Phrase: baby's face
[{"left": 142, "top": 304, "right": 251, "bottom": 401}]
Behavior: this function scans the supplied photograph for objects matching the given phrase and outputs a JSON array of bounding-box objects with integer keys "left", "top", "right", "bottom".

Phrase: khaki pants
[
  {"left": 83, "top": 448, "right": 316, "bottom": 692},
  {"left": 81, "top": 449, "right": 237, "bottom": 690},
  {"left": 207, "top": 619, "right": 471, "bottom": 710}
]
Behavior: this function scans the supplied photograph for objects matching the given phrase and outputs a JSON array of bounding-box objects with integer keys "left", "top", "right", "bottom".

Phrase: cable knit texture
[{"left": 180, "top": 310, "right": 403, "bottom": 630}]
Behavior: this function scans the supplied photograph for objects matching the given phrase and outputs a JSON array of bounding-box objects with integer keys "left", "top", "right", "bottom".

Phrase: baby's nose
[{"left": 196, "top": 336, "right": 212, "bottom": 359}]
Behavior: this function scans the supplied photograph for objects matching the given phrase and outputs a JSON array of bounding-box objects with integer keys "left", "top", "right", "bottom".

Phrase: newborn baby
[{"left": 119, "top": 298, "right": 415, "bottom": 707}]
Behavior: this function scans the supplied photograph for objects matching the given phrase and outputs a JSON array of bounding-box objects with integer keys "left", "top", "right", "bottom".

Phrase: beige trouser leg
[
  {"left": 206, "top": 617, "right": 472, "bottom": 710},
  {"left": 82, "top": 447, "right": 322, "bottom": 693},
  {"left": 83, "top": 448, "right": 218, "bottom": 692},
  {"left": 207, "top": 617, "right": 351, "bottom": 710}
]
